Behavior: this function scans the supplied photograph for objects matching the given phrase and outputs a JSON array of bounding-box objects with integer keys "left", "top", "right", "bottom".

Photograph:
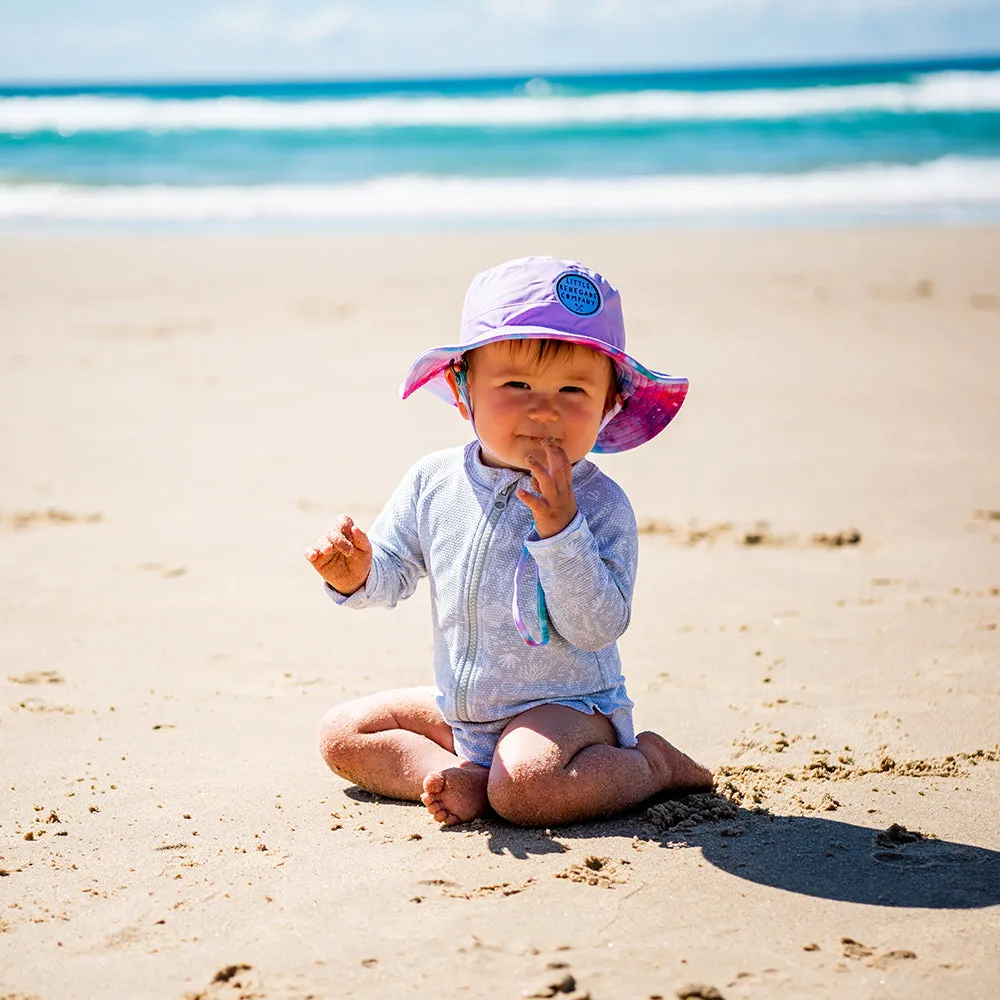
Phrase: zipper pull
[{"left": 493, "top": 481, "right": 517, "bottom": 510}]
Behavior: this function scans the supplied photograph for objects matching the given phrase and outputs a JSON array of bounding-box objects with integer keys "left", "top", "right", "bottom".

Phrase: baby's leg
[
  {"left": 487, "top": 705, "right": 712, "bottom": 827},
  {"left": 318, "top": 688, "right": 488, "bottom": 822}
]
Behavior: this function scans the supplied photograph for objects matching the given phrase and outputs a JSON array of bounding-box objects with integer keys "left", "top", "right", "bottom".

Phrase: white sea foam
[
  {"left": 1, "top": 158, "right": 997, "bottom": 223},
  {"left": 2, "top": 71, "right": 999, "bottom": 133}
]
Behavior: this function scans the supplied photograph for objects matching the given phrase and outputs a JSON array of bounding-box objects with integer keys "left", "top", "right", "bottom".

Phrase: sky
[{"left": 1, "top": 0, "right": 998, "bottom": 84}]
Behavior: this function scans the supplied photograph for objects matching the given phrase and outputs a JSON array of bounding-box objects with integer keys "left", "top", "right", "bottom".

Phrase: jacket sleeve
[
  {"left": 325, "top": 460, "right": 427, "bottom": 610},
  {"left": 524, "top": 487, "right": 637, "bottom": 652}
]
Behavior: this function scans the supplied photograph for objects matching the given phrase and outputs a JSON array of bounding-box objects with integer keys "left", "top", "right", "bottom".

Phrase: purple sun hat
[{"left": 400, "top": 256, "right": 688, "bottom": 453}]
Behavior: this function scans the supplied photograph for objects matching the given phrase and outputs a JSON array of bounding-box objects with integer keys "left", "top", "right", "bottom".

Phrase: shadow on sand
[
  {"left": 345, "top": 786, "right": 1000, "bottom": 908},
  {"left": 657, "top": 807, "right": 1000, "bottom": 909}
]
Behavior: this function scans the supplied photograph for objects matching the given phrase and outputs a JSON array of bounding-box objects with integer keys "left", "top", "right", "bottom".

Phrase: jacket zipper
[{"left": 454, "top": 479, "right": 518, "bottom": 721}]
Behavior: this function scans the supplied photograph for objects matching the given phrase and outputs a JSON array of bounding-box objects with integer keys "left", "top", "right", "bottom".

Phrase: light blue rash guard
[{"left": 327, "top": 441, "right": 638, "bottom": 764}]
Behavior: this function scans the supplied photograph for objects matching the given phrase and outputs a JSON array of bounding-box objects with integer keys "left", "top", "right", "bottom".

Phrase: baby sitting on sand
[{"left": 306, "top": 256, "right": 712, "bottom": 827}]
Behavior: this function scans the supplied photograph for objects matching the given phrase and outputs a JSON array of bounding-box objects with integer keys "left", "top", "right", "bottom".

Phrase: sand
[{"left": 0, "top": 227, "right": 998, "bottom": 1000}]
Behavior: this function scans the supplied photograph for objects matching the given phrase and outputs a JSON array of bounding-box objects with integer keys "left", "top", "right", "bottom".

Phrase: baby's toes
[
  {"left": 421, "top": 797, "right": 449, "bottom": 823},
  {"left": 422, "top": 771, "right": 446, "bottom": 796}
]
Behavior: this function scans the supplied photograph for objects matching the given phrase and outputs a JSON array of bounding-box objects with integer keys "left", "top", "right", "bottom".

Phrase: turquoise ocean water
[{"left": 1, "top": 55, "right": 999, "bottom": 229}]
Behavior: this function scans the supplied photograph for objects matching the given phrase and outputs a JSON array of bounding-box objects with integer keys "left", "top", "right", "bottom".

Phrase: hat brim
[{"left": 399, "top": 327, "right": 688, "bottom": 454}]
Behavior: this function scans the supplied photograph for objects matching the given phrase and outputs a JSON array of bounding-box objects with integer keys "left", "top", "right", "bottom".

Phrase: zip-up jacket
[{"left": 327, "top": 441, "right": 638, "bottom": 727}]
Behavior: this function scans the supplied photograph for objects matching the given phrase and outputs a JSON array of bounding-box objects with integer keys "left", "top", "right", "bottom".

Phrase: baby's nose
[{"left": 529, "top": 399, "right": 559, "bottom": 422}]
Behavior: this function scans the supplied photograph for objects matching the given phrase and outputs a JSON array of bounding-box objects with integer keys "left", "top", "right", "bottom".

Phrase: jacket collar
[{"left": 463, "top": 440, "right": 595, "bottom": 493}]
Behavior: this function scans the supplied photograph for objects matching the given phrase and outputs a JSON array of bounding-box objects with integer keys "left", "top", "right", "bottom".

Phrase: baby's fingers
[
  {"left": 328, "top": 529, "right": 364, "bottom": 565},
  {"left": 542, "top": 439, "right": 572, "bottom": 481},
  {"left": 304, "top": 524, "right": 350, "bottom": 564},
  {"left": 516, "top": 487, "right": 545, "bottom": 516},
  {"left": 525, "top": 455, "right": 555, "bottom": 495},
  {"left": 347, "top": 522, "right": 372, "bottom": 554},
  {"left": 305, "top": 532, "right": 334, "bottom": 562}
]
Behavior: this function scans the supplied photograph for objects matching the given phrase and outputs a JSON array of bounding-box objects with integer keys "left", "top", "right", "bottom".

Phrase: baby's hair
[
  {"left": 498, "top": 338, "right": 582, "bottom": 365},
  {"left": 473, "top": 337, "right": 614, "bottom": 372}
]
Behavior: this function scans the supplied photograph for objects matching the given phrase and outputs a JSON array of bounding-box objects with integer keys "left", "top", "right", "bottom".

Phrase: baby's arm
[
  {"left": 528, "top": 519, "right": 634, "bottom": 650},
  {"left": 305, "top": 514, "right": 372, "bottom": 596}
]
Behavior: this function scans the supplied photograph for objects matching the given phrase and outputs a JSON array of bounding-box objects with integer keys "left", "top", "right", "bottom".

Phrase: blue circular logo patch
[{"left": 556, "top": 272, "right": 602, "bottom": 316}]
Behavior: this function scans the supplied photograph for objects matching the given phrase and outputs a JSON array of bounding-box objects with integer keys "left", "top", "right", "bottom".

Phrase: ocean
[{"left": 1, "top": 55, "right": 998, "bottom": 230}]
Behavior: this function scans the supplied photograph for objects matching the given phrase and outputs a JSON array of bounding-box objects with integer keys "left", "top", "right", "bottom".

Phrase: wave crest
[
  {"left": 1, "top": 158, "right": 997, "bottom": 222},
  {"left": 2, "top": 71, "right": 999, "bottom": 133}
]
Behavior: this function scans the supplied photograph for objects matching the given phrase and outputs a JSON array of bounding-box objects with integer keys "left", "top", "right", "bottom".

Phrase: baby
[{"left": 306, "top": 256, "right": 712, "bottom": 827}]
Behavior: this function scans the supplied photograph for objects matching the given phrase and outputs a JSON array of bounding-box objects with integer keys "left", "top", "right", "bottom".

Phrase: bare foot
[
  {"left": 420, "top": 762, "right": 490, "bottom": 826},
  {"left": 636, "top": 731, "right": 714, "bottom": 793}
]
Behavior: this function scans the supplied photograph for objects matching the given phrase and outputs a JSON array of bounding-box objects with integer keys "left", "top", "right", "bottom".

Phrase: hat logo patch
[{"left": 556, "top": 272, "right": 602, "bottom": 316}]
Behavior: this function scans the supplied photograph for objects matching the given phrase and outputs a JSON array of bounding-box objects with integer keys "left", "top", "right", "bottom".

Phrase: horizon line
[{"left": 1, "top": 49, "right": 998, "bottom": 91}]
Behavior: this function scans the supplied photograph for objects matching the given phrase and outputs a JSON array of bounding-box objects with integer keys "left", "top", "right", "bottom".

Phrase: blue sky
[{"left": 1, "top": 0, "right": 998, "bottom": 83}]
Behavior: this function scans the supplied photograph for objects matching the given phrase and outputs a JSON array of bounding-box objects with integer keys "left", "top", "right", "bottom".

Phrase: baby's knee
[
  {"left": 317, "top": 704, "right": 364, "bottom": 774},
  {"left": 487, "top": 760, "right": 554, "bottom": 827}
]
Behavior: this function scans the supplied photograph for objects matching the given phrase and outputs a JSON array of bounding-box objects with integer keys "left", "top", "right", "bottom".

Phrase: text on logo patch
[{"left": 555, "top": 272, "right": 602, "bottom": 316}]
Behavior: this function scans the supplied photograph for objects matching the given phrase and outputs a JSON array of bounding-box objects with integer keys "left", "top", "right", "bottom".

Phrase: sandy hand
[
  {"left": 304, "top": 514, "right": 372, "bottom": 596},
  {"left": 518, "top": 437, "right": 578, "bottom": 538}
]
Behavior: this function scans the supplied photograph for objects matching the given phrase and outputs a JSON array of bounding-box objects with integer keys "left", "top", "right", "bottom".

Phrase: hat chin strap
[
  {"left": 597, "top": 400, "right": 622, "bottom": 436},
  {"left": 452, "top": 361, "right": 478, "bottom": 439}
]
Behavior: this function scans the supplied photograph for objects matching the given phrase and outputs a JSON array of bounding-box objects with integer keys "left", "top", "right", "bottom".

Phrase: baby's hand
[
  {"left": 304, "top": 515, "right": 373, "bottom": 596},
  {"left": 518, "top": 438, "right": 578, "bottom": 539}
]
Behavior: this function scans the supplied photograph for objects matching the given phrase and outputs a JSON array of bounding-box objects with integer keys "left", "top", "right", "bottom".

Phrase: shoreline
[{"left": 3, "top": 215, "right": 1000, "bottom": 234}]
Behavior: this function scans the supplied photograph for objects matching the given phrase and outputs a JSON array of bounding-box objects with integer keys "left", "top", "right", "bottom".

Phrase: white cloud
[
  {"left": 202, "top": 3, "right": 269, "bottom": 44},
  {"left": 283, "top": 5, "right": 354, "bottom": 43},
  {"left": 203, "top": 2, "right": 355, "bottom": 46},
  {"left": 485, "top": 0, "right": 985, "bottom": 21},
  {"left": 54, "top": 21, "right": 152, "bottom": 50},
  {"left": 485, "top": 0, "right": 560, "bottom": 22}
]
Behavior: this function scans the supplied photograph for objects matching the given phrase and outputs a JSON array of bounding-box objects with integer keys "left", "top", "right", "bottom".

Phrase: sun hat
[{"left": 399, "top": 256, "right": 688, "bottom": 453}]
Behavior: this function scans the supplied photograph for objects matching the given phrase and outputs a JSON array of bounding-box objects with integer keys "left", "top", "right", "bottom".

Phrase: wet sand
[{"left": 1, "top": 227, "right": 998, "bottom": 999}]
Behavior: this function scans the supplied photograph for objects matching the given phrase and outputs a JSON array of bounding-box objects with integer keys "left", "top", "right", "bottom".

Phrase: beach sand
[{"left": 1, "top": 227, "right": 998, "bottom": 999}]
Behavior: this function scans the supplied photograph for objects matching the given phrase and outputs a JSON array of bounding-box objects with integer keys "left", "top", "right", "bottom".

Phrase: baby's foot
[
  {"left": 420, "top": 762, "right": 489, "bottom": 826},
  {"left": 636, "top": 731, "right": 714, "bottom": 793}
]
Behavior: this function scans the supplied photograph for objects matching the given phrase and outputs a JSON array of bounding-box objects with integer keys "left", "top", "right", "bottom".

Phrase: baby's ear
[
  {"left": 444, "top": 369, "right": 471, "bottom": 421},
  {"left": 602, "top": 361, "right": 622, "bottom": 415}
]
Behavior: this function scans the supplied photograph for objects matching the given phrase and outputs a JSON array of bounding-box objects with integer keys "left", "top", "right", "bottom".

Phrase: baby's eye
[
  {"left": 559, "top": 385, "right": 586, "bottom": 394},
  {"left": 503, "top": 381, "right": 531, "bottom": 390}
]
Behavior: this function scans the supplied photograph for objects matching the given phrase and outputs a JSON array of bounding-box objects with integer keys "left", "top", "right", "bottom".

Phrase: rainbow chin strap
[
  {"left": 450, "top": 358, "right": 623, "bottom": 648},
  {"left": 513, "top": 540, "right": 550, "bottom": 647}
]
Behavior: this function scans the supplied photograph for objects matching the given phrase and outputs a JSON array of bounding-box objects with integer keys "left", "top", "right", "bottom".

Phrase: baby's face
[{"left": 459, "top": 340, "right": 616, "bottom": 471}]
